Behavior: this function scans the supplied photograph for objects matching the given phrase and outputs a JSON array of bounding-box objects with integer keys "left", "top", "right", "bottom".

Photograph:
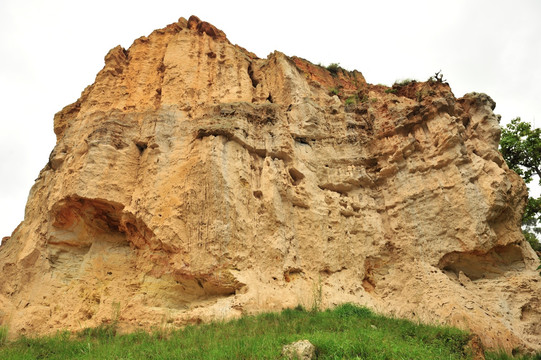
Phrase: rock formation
[{"left": 1, "top": 15, "right": 539, "bottom": 352}]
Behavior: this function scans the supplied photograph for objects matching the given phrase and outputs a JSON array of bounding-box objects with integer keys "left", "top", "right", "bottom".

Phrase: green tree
[{"left": 499, "top": 117, "right": 541, "bottom": 251}]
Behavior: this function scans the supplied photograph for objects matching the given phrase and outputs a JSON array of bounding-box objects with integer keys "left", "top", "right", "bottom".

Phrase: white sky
[{"left": 1, "top": 0, "right": 540, "bottom": 239}]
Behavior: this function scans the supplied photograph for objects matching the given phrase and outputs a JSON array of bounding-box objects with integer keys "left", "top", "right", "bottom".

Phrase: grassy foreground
[{"left": 0, "top": 304, "right": 539, "bottom": 359}]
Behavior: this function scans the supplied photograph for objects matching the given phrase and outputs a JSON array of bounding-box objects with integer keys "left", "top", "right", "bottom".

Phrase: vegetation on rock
[{"left": 325, "top": 63, "right": 341, "bottom": 76}]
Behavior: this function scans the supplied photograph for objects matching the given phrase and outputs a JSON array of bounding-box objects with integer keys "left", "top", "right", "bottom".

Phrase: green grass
[
  {"left": 0, "top": 326, "right": 7, "bottom": 346},
  {"left": 486, "top": 351, "right": 541, "bottom": 360},
  {"left": 0, "top": 304, "right": 539, "bottom": 359}
]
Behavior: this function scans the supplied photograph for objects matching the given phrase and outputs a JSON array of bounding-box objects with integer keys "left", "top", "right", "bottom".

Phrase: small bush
[
  {"left": 385, "top": 88, "right": 397, "bottom": 94},
  {"left": 394, "top": 78, "right": 414, "bottom": 86},
  {"left": 359, "top": 95, "right": 369, "bottom": 103},
  {"left": 345, "top": 96, "right": 358, "bottom": 105},
  {"left": 328, "top": 87, "right": 339, "bottom": 96},
  {"left": 326, "top": 63, "right": 341, "bottom": 76}
]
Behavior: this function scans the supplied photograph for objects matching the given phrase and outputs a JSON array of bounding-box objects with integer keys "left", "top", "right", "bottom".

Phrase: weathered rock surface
[{"left": 0, "top": 16, "right": 539, "bottom": 351}]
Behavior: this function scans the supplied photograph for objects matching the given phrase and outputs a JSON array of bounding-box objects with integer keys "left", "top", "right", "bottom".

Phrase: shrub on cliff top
[{"left": 326, "top": 63, "right": 341, "bottom": 76}]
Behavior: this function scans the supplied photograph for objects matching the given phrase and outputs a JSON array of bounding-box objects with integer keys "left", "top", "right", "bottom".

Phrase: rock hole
[
  {"left": 135, "top": 141, "right": 148, "bottom": 154},
  {"left": 320, "top": 268, "right": 332, "bottom": 275},
  {"left": 438, "top": 244, "right": 525, "bottom": 281},
  {"left": 288, "top": 168, "right": 305, "bottom": 186},
  {"left": 267, "top": 94, "right": 273, "bottom": 103},
  {"left": 294, "top": 136, "right": 309, "bottom": 145},
  {"left": 283, "top": 268, "right": 303, "bottom": 282}
]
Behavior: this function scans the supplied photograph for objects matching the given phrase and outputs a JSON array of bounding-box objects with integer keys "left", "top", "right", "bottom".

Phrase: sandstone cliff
[{"left": 1, "top": 16, "right": 539, "bottom": 351}]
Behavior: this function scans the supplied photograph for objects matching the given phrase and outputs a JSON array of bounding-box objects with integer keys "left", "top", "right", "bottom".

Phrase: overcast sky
[{"left": 1, "top": 0, "right": 540, "bottom": 239}]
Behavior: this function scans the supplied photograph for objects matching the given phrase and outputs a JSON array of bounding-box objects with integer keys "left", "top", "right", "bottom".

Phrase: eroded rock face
[{"left": 1, "top": 16, "right": 539, "bottom": 351}]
